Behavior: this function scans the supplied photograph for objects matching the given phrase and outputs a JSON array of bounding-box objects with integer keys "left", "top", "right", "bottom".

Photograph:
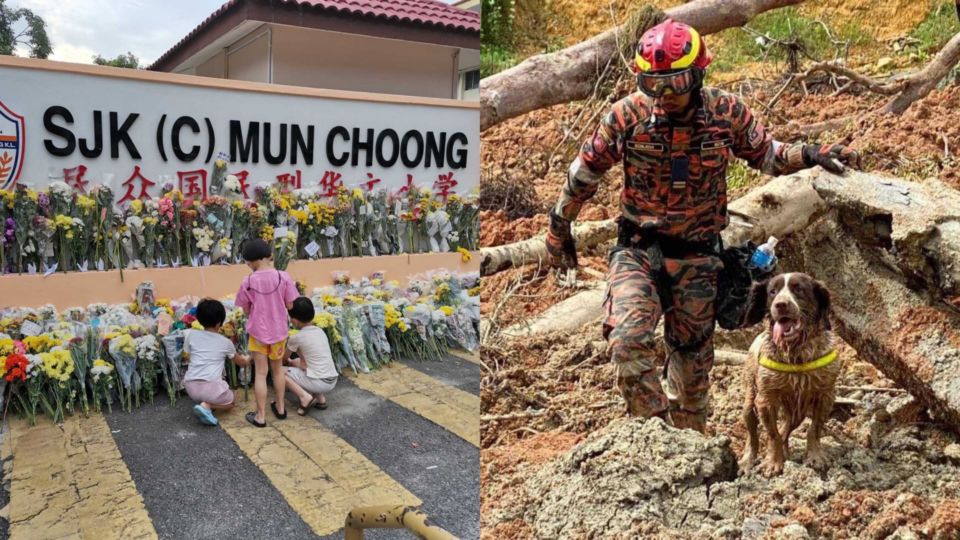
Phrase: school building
[{"left": 148, "top": 0, "right": 480, "bottom": 101}]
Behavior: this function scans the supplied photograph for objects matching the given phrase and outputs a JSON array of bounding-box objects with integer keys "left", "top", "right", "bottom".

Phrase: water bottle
[{"left": 748, "top": 236, "right": 778, "bottom": 272}]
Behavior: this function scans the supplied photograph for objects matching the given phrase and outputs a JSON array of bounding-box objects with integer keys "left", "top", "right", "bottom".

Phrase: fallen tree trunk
[
  {"left": 480, "top": 219, "right": 616, "bottom": 276},
  {"left": 480, "top": 0, "right": 804, "bottom": 131}
]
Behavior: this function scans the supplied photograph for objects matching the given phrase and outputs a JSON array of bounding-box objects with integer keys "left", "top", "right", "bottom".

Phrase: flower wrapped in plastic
[
  {"left": 135, "top": 334, "right": 161, "bottom": 405},
  {"left": 89, "top": 358, "right": 115, "bottom": 412},
  {"left": 108, "top": 333, "right": 140, "bottom": 412},
  {"left": 342, "top": 299, "right": 371, "bottom": 372},
  {"left": 39, "top": 349, "right": 74, "bottom": 422},
  {"left": 160, "top": 331, "right": 185, "bottom": 404},
  {"left": 360, "top": 302, "right": 391, "bottom": 367},
  {"left": 326, "top": 305, "right": 364, "bottom": 374}
]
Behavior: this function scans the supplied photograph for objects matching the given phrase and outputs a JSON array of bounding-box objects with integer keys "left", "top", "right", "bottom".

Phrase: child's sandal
[
  {"left": 271, "top": 401, "right": 287, "bottom": 420},
  {"left": 297, "top": 397, "right": 317, "bottom": 416}
]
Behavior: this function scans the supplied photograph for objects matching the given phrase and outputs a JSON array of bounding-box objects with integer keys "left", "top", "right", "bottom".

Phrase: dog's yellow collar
[{"left": 759, "top": 350, "right": 838, "bottom": 373}]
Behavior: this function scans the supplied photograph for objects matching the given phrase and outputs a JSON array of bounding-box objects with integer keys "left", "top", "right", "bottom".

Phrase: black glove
[
  {"left": 802, "top": 143, "right": 863, "bottom": 174},
  {"left": 545, "top": 210, "right": 578, "bottom": 270}
]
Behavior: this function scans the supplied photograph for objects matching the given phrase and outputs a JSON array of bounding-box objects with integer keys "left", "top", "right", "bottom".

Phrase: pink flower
[{"left": 158, "top": 198, "right": 175, "bottom": 221}]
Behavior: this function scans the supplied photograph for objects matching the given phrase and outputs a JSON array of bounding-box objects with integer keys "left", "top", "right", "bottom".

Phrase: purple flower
[
  {"left": 2, "top": 219, "right": 13, "bottom": 246},
  {"left": 162, "top": 182, "right": 174, "bottom": 193},
  {"left": 37, "top": 192, "right": 50, "bottom": 212}
]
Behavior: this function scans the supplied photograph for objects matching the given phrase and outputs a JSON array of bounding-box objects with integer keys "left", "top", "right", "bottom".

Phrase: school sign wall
[{"left": 0, "top": 56, "right": 478, "bottom": 202}]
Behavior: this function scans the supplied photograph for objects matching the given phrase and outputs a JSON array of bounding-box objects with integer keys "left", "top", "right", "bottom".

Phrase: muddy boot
[{"left": 668, "top": 408, "right": 707, "bottom": 433}]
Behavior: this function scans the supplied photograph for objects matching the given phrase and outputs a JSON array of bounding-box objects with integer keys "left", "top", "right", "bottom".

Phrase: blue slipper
[{"left": 193, "top": 404, "right": 219, "bottom": 426}]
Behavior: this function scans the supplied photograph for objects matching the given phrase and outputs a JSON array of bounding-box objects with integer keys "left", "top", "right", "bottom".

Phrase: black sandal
[
  {"left": 297, "top": 397, "right": 317, "bottom": 416},
  {"left": 314, "top": 401, "right": 328, "bottom": 410},
  {"left": 245, "top": 412, "right": 266, "bottom": 428},
  {"left": 271, "top": 401, "right": 287, "bottom": 420}
]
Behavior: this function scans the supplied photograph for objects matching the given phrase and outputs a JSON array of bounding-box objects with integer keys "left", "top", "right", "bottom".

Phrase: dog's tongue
[{"left": 773, "top": 320, "right": 790, "bottom": 345}]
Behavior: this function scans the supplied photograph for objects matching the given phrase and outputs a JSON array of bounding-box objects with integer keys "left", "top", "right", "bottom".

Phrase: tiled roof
[{"left": 149, "top": 0, "right": 479, "bottom": 70}]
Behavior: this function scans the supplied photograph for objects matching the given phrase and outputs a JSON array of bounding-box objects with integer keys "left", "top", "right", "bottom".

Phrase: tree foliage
[
  {"left": 0, "top": 0, "right": 51, "bottom": 59},
  {"left": 481, "top": 0, "right": 515, "bottom": 47},
  {"left": 93, "top": 51, "right": 140, "bottom": 69}
]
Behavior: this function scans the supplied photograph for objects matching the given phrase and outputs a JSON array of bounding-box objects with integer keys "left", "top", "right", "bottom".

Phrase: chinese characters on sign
[{"left": 57, "top": 164, "right": 464, "bottom": 205}]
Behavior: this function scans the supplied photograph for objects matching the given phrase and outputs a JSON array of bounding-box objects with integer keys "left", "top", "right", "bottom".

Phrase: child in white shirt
[
  {"left": 183, "top": 299, "right": 249, "bottom": 426},
  {"left": 284, "top": 298, "right": 338, "bottom": 415}
]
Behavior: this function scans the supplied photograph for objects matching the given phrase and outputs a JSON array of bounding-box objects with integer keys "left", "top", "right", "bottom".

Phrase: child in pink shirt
[{"left": 235, "top": 238, "right": 299, "bottom": 427}]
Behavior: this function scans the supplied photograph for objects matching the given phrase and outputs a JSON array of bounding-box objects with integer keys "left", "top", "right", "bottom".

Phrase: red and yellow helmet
[{"left": 634, "top": 19, "right": 712, "bottom": 73}]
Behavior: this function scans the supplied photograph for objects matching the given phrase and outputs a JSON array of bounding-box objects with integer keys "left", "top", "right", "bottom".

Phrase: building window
[{"left": 463, "top": 69, "right": 479, "bottom": 91}]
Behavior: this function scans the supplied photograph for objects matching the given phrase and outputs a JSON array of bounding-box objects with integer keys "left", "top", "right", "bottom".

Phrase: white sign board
[{"left": 0, "top": 58, "right": 479, "bottom": 203}]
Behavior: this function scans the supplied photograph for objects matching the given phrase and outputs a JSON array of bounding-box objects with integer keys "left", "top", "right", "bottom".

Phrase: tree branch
[{"left": 481, "top": 0, "right": 805, "bottom": 131}]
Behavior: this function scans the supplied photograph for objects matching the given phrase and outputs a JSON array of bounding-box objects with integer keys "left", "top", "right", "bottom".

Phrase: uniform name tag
[
  {"left": 627, "top": 141, "right": 666, "bottom": 153},
  {"left": 701, "top": 138, "right": 732, "bottom": 151}
]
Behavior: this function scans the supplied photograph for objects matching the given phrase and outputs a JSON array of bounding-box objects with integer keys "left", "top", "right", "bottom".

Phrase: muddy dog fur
[{"left": 739, "top": 272, "right": 840, "bottom": 477}]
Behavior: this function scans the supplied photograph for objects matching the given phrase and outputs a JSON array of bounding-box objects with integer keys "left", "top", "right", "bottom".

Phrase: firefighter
[{"left": 545, "top": 19, "right": 861, "bottom": 432}]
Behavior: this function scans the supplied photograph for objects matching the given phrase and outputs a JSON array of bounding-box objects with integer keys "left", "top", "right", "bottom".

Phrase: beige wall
[
  {"left": 269, "top": 24, "right": 457, "bottom": 98},
  {"left": 195, "top": 50, "right": 225, "bottom": 78},
  {"left": 226, "top": 30, "right": 270, "bottom": 82}
]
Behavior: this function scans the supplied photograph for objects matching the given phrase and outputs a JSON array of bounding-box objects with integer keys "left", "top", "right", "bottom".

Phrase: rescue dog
[{"left": 739, "top": 272, "right": 840, "bottom": 477}]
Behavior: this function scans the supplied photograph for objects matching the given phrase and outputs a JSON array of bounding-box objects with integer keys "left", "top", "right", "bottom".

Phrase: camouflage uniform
[{"left": 557, "top": 87, "right": 810, "bottom": 430}]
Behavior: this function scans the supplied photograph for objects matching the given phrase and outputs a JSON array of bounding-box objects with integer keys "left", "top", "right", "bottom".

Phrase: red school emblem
[{"left": 0, "top": 99, "right": 25, "bottom": 190}]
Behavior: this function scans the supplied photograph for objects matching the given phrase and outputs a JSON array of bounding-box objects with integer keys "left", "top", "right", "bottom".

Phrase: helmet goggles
[{"left": 637, "top": 68, "right": 701, "bottom": 98}]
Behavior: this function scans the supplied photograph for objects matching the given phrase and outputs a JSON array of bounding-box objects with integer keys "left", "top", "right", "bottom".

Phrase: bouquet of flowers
[
  {"left": 68, "top": 328, "right": 97, "bottom": 414},
  {"left": 39, "top": 349, "right": 74, "bottom": 422},
  {"left": 107, "top": 332, "right": 139, "bottom": 411},
  {"left": 4, "top": 351, "right": 36, "bottom": 424},
  {"left": 160, "top": 331, "right": 184, "bottom": 405},
  {"left": 89, "top": 358, "right": 116, "bottom": 412},
  {"left": 223, "top": 307, "right": 250, "bottom": 400},
  {"left": 135, "top": 334, "right": 161, "bottom": 404},
  {"left": 273, "top": 229, "right": 297, "bottom": 271}
]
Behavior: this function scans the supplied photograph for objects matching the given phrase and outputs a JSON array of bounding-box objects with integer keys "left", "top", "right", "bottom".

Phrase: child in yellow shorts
[{"left": 235, "top": 239, "right": 299, "bottom": 427}]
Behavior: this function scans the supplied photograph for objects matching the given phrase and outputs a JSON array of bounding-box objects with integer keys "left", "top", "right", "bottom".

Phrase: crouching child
[
  {"left": 183, "top": 298, "right": 250, "bottom": 426},
  {"left": 284, "top": 297, "right": 338, "bottom": 415}
]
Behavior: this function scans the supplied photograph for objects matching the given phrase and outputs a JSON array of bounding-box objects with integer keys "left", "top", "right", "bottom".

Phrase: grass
[
  {"left": 910, "top": 1, "right": 960, "bottom": 55},
  {"left": 481, "top": 44, "right": 520, "bottom": 78},
  {"left": 708, "top": 7, "right": 873, "bottom": 76},
  {"left": 726, "top": 159, "right": 765, "bottom": 194}
]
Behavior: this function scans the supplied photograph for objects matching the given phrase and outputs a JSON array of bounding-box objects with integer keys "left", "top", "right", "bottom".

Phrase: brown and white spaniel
[{"left": 739, "top": 272, "right": 840, "bottom": 477}]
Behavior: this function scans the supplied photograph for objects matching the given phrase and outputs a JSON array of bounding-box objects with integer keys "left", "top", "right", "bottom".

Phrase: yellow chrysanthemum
[
  {"left": 261, "top": 225, "right": 275, "bottom": 242},
  {"left": 439, "top": 306, "right": 455, "bottom": 317},
  {"left": 457, "top": 247, "right": 471, "bottom": 263},
  {"left": 191, "top": 321, "right": 203, "bottom": 330},
  {"left": 289, "top": 209, "right": 308, "bottom": 224},
  {"left": 0, "top": 338, "right": 14, "bottom": 356},
  {"left": 76, "top": 195, "right": 95, "bottom": 212},
  {"left": 54, "top": 214, "right": 74, "bottom": 230},
  {"left": 41, "top": 350, "right": 74, "bottom": 382},
  {"left": 130, "top": 199, "right": 143, "bottom": 215}
]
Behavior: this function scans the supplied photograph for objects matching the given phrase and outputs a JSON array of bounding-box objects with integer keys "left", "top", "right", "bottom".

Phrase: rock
[
  {"left": 944, "top": 443, "right": 960, "bottom": 463},
  {"left": 711, "top": 524, "right": 741, "bottom": 539},
  {"left": 777, "top": 523, "right": 810, "bottom": 539},
  {"left": 523, "top": 417, "right": 738, "bottom": 539},
  {"left": 885, "top": 526, "right": 920, "bottom": 540},
  {"left": 742, "top": 515, "right": 777, "bottom": 539},
  {"left": 877, "top": 57, "right": 894, "bottom": 70}
]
